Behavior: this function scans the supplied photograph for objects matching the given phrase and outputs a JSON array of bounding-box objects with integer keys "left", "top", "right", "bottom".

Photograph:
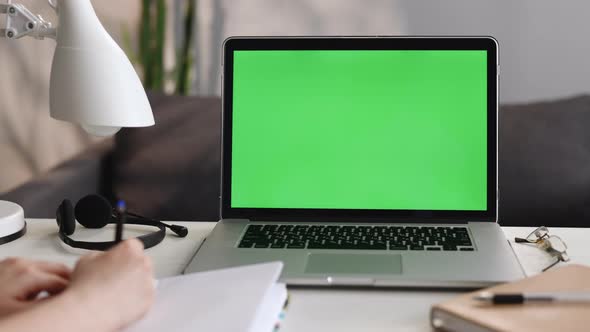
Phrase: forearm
[{"left": 0, "top": 291, "right": 115, "bottom": 332}]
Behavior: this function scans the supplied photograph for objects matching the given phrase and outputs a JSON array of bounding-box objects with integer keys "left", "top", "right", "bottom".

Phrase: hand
[
  {"left": 66, "top": 239, "right": 155, "bottom": 331},
  {"left": 0, "top": 258, "right": 71, "bottom": 317}
]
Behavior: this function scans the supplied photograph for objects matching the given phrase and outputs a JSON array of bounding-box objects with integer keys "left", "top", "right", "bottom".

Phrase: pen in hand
[
  {"left": 115, "top": 200, "right": 157, "bottom": 288},
  {"left": 115, "top": 200, "right": 126, "bottom": 244}
]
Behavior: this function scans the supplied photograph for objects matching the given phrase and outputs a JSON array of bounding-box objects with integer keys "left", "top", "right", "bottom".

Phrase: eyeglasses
[{"left": 515, "top": 226, "right": 570, "bottom": 272}]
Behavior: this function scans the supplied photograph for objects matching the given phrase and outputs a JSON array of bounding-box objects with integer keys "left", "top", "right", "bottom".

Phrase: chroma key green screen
[{"left": 230, "top": 50, "right": 487, "bottom": 211}]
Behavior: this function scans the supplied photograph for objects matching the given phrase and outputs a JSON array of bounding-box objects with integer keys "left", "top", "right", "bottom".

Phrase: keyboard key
[
  {"left": 390, "top": 245, "right": 408, "bottom": 250},
  {"left": 374, "top": 241, "right": 387, "bottom": 248},
  {"left": 459, "top": 247, "right": 475, "bottom": 251},
  {"left": 287, "top": 242, "right": 305, "bottom": 249},
  {"left": 238, "top": 241, "right": 253, "bottom": 248},
  {"left": 248, "top": 225, "right": 263, "bottom": 233},
  {"left": 340, "top": 241, "right": 358, "bottom": 249},
  {"left": 307, "top": 241, "right": 324, "bottom": 249},
  {"left": 426, "top": 247, "right": 442, "bottom": 251},
  {"left": 324, "top": 240, "right": 340, "bottom": 249}
]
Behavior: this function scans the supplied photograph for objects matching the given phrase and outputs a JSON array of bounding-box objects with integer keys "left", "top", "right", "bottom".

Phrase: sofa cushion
[
  {"left": 112, "top": 94, "right": 221, "bottom": 221},
  {"left": 499, "top": 95, "right": 590, "bottom": 227}
]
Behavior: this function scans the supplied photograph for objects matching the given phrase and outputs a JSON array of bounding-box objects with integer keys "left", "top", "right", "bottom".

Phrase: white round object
[{"left": 0, "top": 200, "right": 26, "bottom": 245}]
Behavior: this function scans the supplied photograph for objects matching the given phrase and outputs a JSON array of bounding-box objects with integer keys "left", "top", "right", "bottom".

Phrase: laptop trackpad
[{"left": 305, "top": 253, "right": 402, "bottom": 274}]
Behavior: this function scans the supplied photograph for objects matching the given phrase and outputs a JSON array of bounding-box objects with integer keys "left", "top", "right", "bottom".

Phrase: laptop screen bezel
[{"left": 221, "top": 37, "right": 498, "bottom": 223}]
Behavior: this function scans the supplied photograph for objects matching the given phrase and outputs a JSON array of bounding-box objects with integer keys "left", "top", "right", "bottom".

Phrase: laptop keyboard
[{"left": 238, "top": 224, "right": 474, "bottom": 251}]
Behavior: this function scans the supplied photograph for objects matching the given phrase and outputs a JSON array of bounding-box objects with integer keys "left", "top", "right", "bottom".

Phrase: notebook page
[{"left": 124, "top": 262, "right": 283, "bottom": 332}]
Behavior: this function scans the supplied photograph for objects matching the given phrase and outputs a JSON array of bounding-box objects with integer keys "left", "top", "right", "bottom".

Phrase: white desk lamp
[{"left": 0, "top": 0, "right": 155, "bottom": 244}]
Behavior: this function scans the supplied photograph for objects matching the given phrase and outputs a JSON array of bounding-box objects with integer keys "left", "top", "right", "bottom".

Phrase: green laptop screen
[{"left": 231, "top": 50, "right": 487, "bottom": 210}]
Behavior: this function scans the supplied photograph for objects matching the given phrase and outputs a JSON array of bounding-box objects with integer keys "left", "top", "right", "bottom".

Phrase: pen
[
  {"left": 115, "top": 199, "right": 156, "bottom": 288},
  {"left": 474, "top": 291, "right": 590, "bottom": 304},
  {"left": 115, "top": 200, "right": 126, "bottom": 244}
]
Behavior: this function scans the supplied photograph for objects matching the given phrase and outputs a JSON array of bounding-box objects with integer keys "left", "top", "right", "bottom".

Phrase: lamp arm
[{"left": 0, "top": 0, "right": 57, "bottom": 40}]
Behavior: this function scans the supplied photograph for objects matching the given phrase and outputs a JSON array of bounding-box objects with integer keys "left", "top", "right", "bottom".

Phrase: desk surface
[{"left": 2, "top": 220, "right": 589, "bottom": 332}]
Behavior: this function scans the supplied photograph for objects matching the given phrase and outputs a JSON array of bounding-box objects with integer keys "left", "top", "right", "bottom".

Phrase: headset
[{"left": 56, "top": 194, "right": 188, "bottom": 251}]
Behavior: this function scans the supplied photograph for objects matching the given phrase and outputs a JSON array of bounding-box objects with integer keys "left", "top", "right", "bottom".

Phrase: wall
[
  {"left": 399, "top": 0, "right": 590, "bottom": 103},
  {"left": 192, "top": 0, "right": 404, "bottom": 96},
  {"left": 192, "top": 0, "right": 590, "bottom": 103}
]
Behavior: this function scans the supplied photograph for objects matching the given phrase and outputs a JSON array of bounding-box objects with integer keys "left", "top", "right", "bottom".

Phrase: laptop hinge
[
  {"left": 222, "top": 218, "right": 478, "bottom": 225},
  {"left": 221, "top": 218, "right": 250, "bottom": 223}
]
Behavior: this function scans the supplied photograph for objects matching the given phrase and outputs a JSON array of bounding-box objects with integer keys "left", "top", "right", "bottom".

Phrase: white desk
[{"left": 2, "top": 219, "right": 589, "bottom": 332}]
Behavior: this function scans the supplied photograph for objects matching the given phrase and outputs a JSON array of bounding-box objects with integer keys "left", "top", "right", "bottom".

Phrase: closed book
[{"left": 431, "top": 264, "right": 590, "bottom": 332}]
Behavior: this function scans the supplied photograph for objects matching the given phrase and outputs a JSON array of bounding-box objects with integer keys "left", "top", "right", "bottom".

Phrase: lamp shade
[{"left": 49, "top": 0, "right": 154, "bottom": 136}]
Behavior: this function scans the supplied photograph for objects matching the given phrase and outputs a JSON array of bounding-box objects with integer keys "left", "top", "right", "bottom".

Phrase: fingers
[
  {"left": 75, "top": 240, "right": 148, "bottom": 272},
  {"left": 105, "top": 239, "right": 145, "bottom": 260},
  {"left": 63, "top": 239, "right": 155, "bottom": 329},
  {"left": 0, "top": 258, "right": 72, "bottom": 311},
  {"left": 75, "top": 239, "right": 152, "bottom": 276},
  {"left": 18, "top": 271, "right": 69, "bottom": 300},
  {"left": 109, "top": 240, "right": 153, "bottom": 275},
  {"left": 1, "top": 258, "right": 71, "bottom": 280},
  {"left": 115, "top": 239, "right": 145, "bottom": 255},
  {"left": 78, "top": 240, "right": 143, "bottom": 263},
  {"left": 80, "top": 252, "right": 101, "bottom": 262},
  {"left": 30, "top": 261, "right": 71, "bottom": 280}
]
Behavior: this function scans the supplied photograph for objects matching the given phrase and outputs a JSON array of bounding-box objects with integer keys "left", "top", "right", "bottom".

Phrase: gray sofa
[{"left": 2, "top": 94, "right": 590, "bottom": 227}]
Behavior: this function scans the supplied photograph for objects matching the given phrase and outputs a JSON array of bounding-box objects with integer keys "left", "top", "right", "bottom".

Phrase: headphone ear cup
[
  {"left": 56, "top": 199, "right": 76, "bottom": 235},
  {"left": 75, "top": 194, "right": 112, "bottom": 229}
]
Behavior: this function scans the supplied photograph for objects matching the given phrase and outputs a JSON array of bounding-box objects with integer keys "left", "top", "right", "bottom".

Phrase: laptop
[{"left": 185, "top": 36, "right": 525, "bottom": 288}]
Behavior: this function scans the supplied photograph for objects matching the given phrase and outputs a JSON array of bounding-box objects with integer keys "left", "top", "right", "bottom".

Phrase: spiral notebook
[{"left": 125, "top": 262, "right": 287, "bottom": 332}]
